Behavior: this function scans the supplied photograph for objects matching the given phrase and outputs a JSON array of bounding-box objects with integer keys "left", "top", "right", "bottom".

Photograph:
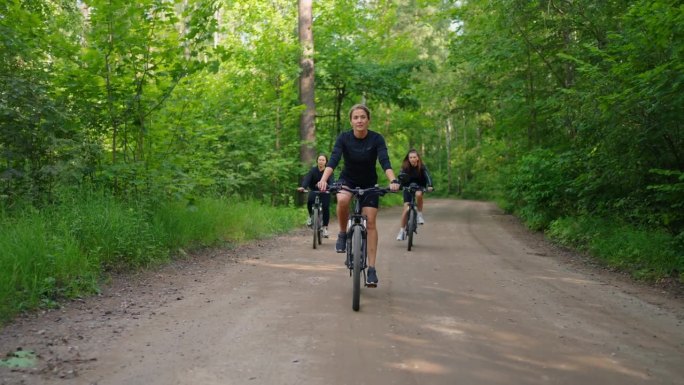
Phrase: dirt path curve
[{"left": 1, "top": 199, "right": 683, "bottom": 385}]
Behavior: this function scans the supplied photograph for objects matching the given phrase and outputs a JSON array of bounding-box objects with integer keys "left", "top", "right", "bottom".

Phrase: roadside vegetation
[{"left": 0, "top": 191, "right": 300, "bottom": 324}]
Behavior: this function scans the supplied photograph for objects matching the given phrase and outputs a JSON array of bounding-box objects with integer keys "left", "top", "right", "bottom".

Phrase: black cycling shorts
[
  {"left": 336, "top": 179, "right": 380, "bottom": 209},
  {"left": 403, "top": 188, "right": 425, "bottom": 203}
]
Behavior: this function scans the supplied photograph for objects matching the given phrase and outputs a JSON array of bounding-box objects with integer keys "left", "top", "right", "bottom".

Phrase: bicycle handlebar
[
  {"left": 327, "top": 184, "right": 394, "bottom": 196},
  {"left": 297, "top": 189, "right": 330, "bottom": 194},
  {"left": 402, "top": 183, "right": 433, "bottom": 193}
]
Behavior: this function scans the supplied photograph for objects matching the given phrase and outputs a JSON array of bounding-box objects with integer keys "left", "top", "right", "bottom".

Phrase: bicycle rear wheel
[
  {"left": 407, "top": 208, "right": 416, "bottom": 251},
  {"left": 351, "top": 226, "right": 363, "bottom": 311},
  {"left": 312, "top": 207, "right": 320, "bottom": 249}
]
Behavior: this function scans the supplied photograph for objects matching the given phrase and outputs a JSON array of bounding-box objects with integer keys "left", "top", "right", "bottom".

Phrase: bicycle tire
[
  {"left": 312, "top": 207, "right": 320, "bottom": 249},
  {"left": 351, "top": 226, "right": 363, "bottom": 311},
  {"left": 317, "top": 210, "right": 323, "bottom": 245},
  {"left": 407, "top": 208, "right": 416, "bottom": 251}
]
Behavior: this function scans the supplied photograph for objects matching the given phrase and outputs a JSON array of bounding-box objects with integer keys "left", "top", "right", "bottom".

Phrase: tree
[{"left": 298, "top": 0, "right": 316, "bottom": 165}]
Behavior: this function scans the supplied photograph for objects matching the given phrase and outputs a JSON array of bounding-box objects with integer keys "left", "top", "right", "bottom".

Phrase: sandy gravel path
[{"left": 1, "top": 199, "right": 682, "bottom": 385}]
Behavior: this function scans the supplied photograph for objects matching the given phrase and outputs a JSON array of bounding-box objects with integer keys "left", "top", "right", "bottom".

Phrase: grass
[
  {"left": 547, "top": 216, "right": 684, "bottom": 282},
  {"left": 0, "top": 193, "right": 301, "bottom": 324}
]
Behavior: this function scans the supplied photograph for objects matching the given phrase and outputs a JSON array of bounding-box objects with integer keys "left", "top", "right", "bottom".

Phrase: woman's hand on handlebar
[
  {"left": 389, "top": 180, "right": 400, "bottom": 192},
  {"left": 317, "top": 180, "right": 328, "bottom": 192},
  {"left": 297, "top": 187, "right": 306, "bottom": 192}
]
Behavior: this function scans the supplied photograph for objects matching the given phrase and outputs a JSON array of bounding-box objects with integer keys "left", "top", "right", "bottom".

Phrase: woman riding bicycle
[
  {"left": 317, "top": 104, "right": 400, "bottom": 287},
  {"left": 396, "top": 149, "right": 433, "bottom": 241},
  {"left": 298, "top": 153, "right": 334, "bottom": 238}
]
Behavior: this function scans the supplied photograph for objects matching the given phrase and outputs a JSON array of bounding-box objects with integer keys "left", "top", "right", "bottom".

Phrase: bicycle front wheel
[
  {"left": 317, "top": 210, "right": 323, "bottom": 245},
  {"left": 407, "top": 208, "right": 416, "bottom": 251},
  {"left": 351, "top": 226, "right": 363, "bottom": 311},
  {"left": 312, "top": 207, "right": 320, "bottom": 249}
]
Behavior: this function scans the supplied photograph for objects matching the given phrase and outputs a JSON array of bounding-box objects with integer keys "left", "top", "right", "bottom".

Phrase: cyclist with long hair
[{"left": 396, "top": 149, "right": 433, "bottom": 241}]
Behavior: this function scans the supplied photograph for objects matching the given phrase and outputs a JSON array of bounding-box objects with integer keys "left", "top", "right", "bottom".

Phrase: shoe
[
  {"left": 322, "top": 227, "right": 329, "bottom": 238},
  {"left": 417, "top": 212, "right": 425, "bottom": 225},
  {"left": 396, "top": 228, "right": 405, "bottom": 241},
  {"left": 335, "top": 232, "right": 347, "bottom": 253},
  {"left": 366, "top": 267, "right": 378, "bottom": 287},
  {"left": 306, "top": 216, "right": 312, "bottom": 227}
]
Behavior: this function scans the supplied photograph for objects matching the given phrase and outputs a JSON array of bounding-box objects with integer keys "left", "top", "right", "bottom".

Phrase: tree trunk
[
  {"left": 298, "top": 0, "right": 315, "bottom": 165},
  {"left": 446, "top": 117, "right": 452, "bottom": 195}
]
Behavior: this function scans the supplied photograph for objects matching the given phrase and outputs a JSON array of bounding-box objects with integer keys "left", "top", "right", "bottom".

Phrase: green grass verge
[
  {"left": 547, "top": 216, "right": 684, "bottom": 282},
  {"left": 0, "top": 194, "right": 301, "bottom": 324}
]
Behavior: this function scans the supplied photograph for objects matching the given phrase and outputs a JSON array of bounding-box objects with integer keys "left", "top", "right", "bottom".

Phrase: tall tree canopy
[{"left": 1, "top": 0, "right": 681, "bottom": 241}]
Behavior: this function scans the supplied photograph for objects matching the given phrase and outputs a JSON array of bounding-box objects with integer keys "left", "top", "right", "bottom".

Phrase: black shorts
[
  {"left": 336, "top": 178, "right": 380, "bottom": 209},
  {"left": 403, "top": 188, "right": 425, "bottom": 203}
]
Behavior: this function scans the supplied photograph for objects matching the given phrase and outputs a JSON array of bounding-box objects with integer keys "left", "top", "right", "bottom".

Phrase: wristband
[{"left": 391, "top": 179, "right": 399, "bottom": 184}]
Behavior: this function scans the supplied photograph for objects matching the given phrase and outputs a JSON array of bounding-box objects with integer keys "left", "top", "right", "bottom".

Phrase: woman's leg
[
  {"left": 335, "top": 191, "right": 352, "bottom": 252},
  {"left": 336, "top": 192, "right": 351, "bottom": 233},
  {"left": 416, "top": 191, "right": 424, "bottom": 211},
  {"left": 400, "top": 204, "right": 409, "bottom": 227},
  {"left": 363, "top": 207, "right": 379, "bottom": 267},
  {"left": 321, "top": 194, "right": 331, "bottom": 226}
]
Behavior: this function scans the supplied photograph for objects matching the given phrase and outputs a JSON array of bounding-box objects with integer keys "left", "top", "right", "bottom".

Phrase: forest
[{"left": 1, "top": 0, "right": 682, "bottom": 321}]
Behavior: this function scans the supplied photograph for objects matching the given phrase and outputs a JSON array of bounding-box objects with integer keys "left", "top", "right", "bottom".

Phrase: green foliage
[
  {"left": 447, "top": 0, "right": 684, "bottom": 283},
  {"left": 1, "top": 0, "right": 682, "bottom": 319},
  {"left": 647, "top": 169, "right": 684, "bottom": 231},
  {"left": 55, "top": 191, "right": 168, "bottom": 270},
  {"left": 0, "top": 209, "right": 99, "bottom": 323},
  {"left": 154, "top": 197, "right": 300, "bottom": 248},
  {"left": 506, "top": 149, "right": 577, "bottom": 230},
  {"left": 548, "top": 216, "right": 684, "bottom": 282},
  {"left": 0, "top": 192, "right": 302, "bottom": 324}
]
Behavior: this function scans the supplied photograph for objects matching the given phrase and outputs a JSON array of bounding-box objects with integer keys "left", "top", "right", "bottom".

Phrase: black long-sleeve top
[
  {"left": 301, "top": 166, "right": 334, "bottom": 191},
  {"left": 327, "top": 130, "right": 392, "bottom": 188},
  {"left": 401, "top": 164, "right": 433, "bottom": 188}
]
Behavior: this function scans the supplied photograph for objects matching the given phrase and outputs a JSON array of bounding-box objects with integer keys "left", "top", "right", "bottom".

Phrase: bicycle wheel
[
  {"left": 351, "top": 226, "right": 363, "bottom": 311},
  {"left": 407, "top": 208, "right": 416, "bottom": 251},
  {"left": 316, "top": 210, "right": 323, "bottom": 245},
  {"left": 312, "top": 206, "right": 320, "bottom": 249}
]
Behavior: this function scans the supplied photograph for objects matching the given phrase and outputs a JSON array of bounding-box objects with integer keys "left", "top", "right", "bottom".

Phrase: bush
[
  {"left": 548, "top": 216, "right": 684, "bottom": 282},
  {"left": 506, "top": 149, "right": 576, "bottom": 230}
]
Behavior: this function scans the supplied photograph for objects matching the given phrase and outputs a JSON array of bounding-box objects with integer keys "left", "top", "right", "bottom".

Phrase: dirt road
[{"left": 1, "top": 199, "right": 683, "bottom": 385}]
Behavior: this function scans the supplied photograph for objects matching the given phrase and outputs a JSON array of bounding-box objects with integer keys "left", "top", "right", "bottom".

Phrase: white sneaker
[
  {"left": 322, "top": 227, "right": 329, "bottom": 238},
  {"left": 306, "top": 216, "right": 312, "bottom": 227},
  {"left": 396, "top": 228, "right": 405, "bottom": 241},
  {"left": 417, "top": 212, "right": 425, "bottom": 225}
]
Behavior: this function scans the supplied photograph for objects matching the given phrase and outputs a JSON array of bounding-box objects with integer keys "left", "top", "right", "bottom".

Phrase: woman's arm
[
  {"left": 385, "top": 168, "right": 400, "bottom": 191},
  {"left": 301, "top": 167, "right": 315, "bottom": 189},
  {"left": 423, "top": 165, "right": 432, "bottom": 187},
  {"left": 317, "top": 166, "right": 335, "bottom": 191}
]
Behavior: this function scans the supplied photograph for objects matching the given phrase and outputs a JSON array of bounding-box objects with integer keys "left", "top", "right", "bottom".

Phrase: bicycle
[
  {"left": 328, "top": 184, "right": 392, "bottom": 311},
  {"left": 300, "top": 190, "right": 328, "bottom": 249},
  {"left": 402, "top": 183, "right": 428, "bottom": 251}
]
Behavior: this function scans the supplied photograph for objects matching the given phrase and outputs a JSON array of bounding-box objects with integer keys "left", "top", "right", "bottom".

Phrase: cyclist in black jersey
[
  {"left": 317, "top": 104, "right": 400, "bottom": 287},
  {"left": 298, "top": 153, "right": 334, "bottom": 237},
  {"left": 396, "top": 149, "right": 434, "bottom": 240}
]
